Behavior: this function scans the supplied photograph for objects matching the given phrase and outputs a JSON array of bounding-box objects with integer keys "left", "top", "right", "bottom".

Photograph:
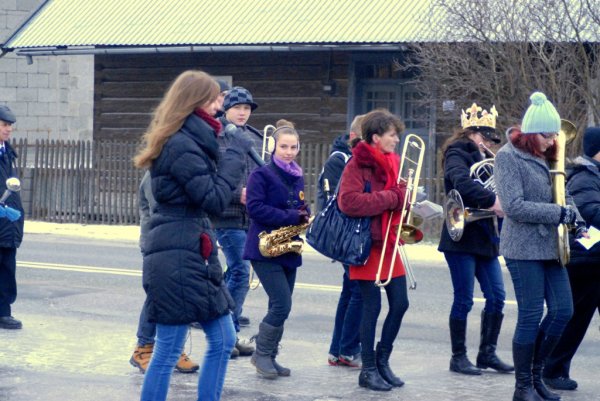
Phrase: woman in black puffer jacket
[{"left": 134, "top": 70, "right": 253, "bottom": 401}]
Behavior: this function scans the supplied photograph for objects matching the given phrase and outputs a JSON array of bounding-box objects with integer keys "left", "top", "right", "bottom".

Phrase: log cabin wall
[{"left": 94, "top": 51, "right": 351, "bottom": 144}]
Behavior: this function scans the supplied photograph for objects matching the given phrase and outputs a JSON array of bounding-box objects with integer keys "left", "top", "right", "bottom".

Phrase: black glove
[
  {"left": 559, "top": 205, "right": 577, "bottom": 225},
  {"left": 298, "top": 208, "right": 310, "bottom": 224},
  {"left": 575, "top": 223, "right": 588, "bottom": 239},
  {"left": 225, "top": 124, "right": 254, "bottom": 154}
]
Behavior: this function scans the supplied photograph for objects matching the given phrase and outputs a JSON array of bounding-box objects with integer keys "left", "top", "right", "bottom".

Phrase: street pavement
[{"left": 0, "top": 221, "right": 598, "bottom": 401}]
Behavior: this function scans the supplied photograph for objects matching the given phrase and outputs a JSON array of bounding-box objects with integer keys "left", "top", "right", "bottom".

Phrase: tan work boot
[
  {"left": 175, "top": 353, "right": 199, "bottom": 373},
  {"left": 130, "top": 343, "right": 154, "bottom": 373}
]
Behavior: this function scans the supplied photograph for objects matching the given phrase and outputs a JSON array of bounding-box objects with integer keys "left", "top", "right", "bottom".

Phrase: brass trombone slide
[{"left": 375, "top": 134, "right": 425, "bottom": 289}]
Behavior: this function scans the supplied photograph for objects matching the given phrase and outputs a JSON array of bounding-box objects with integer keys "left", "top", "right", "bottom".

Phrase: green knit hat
[{"left": 521, "top": 92, "right": 561, "bottom": 134}]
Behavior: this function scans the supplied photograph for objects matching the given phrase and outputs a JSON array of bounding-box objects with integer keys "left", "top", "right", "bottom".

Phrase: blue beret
[{"left": 0, "top": 105, "right": 16, "bottom": 124}]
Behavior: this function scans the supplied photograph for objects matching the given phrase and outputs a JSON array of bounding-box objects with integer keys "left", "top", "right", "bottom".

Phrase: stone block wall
[{"left": 1, "top": 0, "right": 94, "bottom": 144}]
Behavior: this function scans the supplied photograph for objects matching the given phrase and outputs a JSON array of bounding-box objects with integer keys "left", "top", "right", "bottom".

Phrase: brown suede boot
[
  {"left": 175, "top": 353, "right": 199, "bottom": 373},
  {"left": 130, "top": 344, "right": 154, "bottom": 373}
]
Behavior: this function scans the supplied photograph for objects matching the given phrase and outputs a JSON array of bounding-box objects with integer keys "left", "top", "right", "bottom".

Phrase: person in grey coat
[{"left": 495, "top": 92, "right": 587, "bottom": 401}]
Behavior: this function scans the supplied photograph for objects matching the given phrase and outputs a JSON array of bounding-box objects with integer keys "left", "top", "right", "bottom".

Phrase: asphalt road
[{"left": 0, "top": 228, "right": 598, "bottom": 401}]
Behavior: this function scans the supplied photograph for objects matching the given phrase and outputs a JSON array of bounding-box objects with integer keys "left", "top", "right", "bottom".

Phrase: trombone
[
  {"left": 262, "top": 124, "right": 277, "bottom": 160},
  {"left": 375, "top": 134, "right": 425, "bottom": 289},
  {"left": 249, "top": 124, "right": 278, "bottom": 290}
]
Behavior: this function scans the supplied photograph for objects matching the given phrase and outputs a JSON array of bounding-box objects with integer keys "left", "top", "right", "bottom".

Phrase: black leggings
[{"left": 358, "top": 276, "right": 409, "bottom": 368}]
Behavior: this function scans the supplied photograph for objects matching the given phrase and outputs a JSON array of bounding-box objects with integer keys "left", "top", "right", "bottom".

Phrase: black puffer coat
[
  {"left": 566, "top": 156, "right": 600, "bottom": 274},
  {"left": 0, "top": 142, "right": 24, "bottom": 248},
  {"left": 143, "top": 114, "right": 246, "bottom": 325},
  {"left": 438, "top": 139, "right": 499, "bottom": 258}
]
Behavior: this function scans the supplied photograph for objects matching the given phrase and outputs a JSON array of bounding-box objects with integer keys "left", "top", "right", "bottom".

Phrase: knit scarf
[
  {"left": 194, "top": 108, "right": 222, "bottom": 136},
  {"left": 361, "top": 143, "right": 402, "bottom": 248},
  {"left": 272, "top": 155, "right": 303, "bottom": 177}
]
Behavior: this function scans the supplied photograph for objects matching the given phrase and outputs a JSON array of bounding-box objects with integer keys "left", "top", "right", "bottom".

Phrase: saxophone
[{"left": 258, "top": 217, "right": 313, "bottom": 257}]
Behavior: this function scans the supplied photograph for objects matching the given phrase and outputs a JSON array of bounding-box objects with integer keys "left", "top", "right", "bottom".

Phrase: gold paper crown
[{"left": 461, "top": 103, "right": 498, "bottom": 130}]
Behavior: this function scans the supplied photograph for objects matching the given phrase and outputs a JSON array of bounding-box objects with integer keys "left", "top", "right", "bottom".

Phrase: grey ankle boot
[
  {"left": 271, "top": 324, "right": 290, "bottom": 376},
  {"left": 250, "top": 322, "right": 279, "bottom": 379}
]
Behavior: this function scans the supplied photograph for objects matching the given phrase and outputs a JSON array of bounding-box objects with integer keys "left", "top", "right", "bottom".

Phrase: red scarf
[
  {"left": 362, "top": 144, "right": 402, "bottom": 249},
  {"left": 194, "top": 108, "right": 222, "bottom": 136}
]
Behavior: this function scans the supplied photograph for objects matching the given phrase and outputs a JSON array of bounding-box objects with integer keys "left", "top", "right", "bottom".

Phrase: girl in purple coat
[{"left": 243, "top": 119, "right": 309, "bottom": 379}]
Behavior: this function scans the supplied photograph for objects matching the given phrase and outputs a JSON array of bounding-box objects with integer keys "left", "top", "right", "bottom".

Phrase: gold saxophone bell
[{"left": 257, "top": 217, "right": 313, "bottom": 258}]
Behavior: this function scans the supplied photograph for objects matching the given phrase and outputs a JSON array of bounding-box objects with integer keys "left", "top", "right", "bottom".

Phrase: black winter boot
[
  {"left": 250, "top": 322, "right": 279, "bottom": 379},
  {"left": 476, "top": 311, "right": 514, "bottom": 373},
  {"left": 532, "top": 332, "right": 561, "bottom": 401},
  {"left": 449, "top": 318, "right": 481, "bottom": 375},
  {"left": 513, "top": 342, "right": 544, "bottom": 401},
  {"left": 271, "top": 325, "right": 290, "bottom": 377},
  {"left": 358, "top": 367, "right": 393, "bottom": 391},
  {"left": 375, "top": 342, "right": 404, "bottom": 387}
]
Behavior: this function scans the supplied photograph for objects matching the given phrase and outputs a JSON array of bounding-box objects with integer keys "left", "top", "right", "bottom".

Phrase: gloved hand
[
  {"left": 298, "top": 206, "right": 310, "bottom": 225},
  {"left": 560, "top": 205, "right": 577, "bottom": 225},
  {"left": 389, "top": 185, "right": 407, "bottom": 212},
  {"left": 225, "top": 124, "right": 254, "bottom": 154},
  {"left": 575, "top": 223, "right": 588, "bottom": 239},
  {"left": 0, "top": 205, "right": 21, "bottom": 222}
]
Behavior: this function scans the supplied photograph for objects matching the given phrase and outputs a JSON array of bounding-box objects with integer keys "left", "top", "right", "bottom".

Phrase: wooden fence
[{"left": 10, "top": 139, "right": 446, "bottom": 232}]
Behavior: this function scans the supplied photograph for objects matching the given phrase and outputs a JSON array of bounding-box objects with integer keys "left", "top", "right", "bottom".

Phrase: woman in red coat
[{"left": 338, "top": 109, "right": 409, "bottom": 392}]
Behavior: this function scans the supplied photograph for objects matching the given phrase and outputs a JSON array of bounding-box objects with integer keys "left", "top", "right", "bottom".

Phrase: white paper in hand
[{"left": 576, "top": 225, "right": 600, "bottom": 250}]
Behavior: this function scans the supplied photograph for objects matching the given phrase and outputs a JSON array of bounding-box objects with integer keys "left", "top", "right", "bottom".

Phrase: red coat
[{"left": 338, "top": 142, "right": 406, "bottom": 281}]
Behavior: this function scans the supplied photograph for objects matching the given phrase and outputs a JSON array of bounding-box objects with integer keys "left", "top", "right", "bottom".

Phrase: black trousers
[
  {"left": 252, "top": 260, "right": 297, "bottom": 328},
  {"left": 0, "top": 247, "right": 18, "bottom": 317},
  {"left": 358, "top": 276, "right": 409, "bottom": 368},
  {"left": 544, "top": 264, "right": 600, "bottom": 379}
]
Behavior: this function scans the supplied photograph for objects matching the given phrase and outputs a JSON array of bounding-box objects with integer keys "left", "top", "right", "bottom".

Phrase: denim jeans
[
  {"left": 136, "top": 298, "right": 156, "bottom": 346},
  {"left": 252, "top": 261, "right": 296, "bottom": 327},
  {"left": 328, "top": 264, "right": 362, "bottom": 357},
  {"left": 444, "top": 251, "right": 506, "bottom": 320},
  {"left": 358, "top": 276, "right": 409, "bottom": 368},
  {"left": 216, "top": 229, "right": 250, "bottom": 333},
  {"left": 141, "top": 314, "right": 236, "bottom": 401},
  {"left": 505, "top": 258, "right": 573, "bottom": 344}
]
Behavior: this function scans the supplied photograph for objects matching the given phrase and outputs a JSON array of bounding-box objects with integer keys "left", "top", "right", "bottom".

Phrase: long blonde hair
[{"left": 133, "top": 70, "right": 219, "bottom": 168}]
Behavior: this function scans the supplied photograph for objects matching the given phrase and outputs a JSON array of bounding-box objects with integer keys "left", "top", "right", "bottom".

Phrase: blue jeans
[
  {"left": 216, "top": 229, "right": 250, "bottom": 333},
  {"left": 252, "top": 261, "right": 296, "bottom": 327},
  {"left": 136, "top": 298, "right": 156, "bottom": 346},
  {"left": 328, "top": 264, "right": 362, "bottom": 357},
  {"left": 505, "top": 258, "right": 573, "bottom": 344},
  {"left": 444, "top": 251, "right": 506, "bottom": 320},
  {"left": 141, "top": 314, "right": 236, "bottom": 401}
]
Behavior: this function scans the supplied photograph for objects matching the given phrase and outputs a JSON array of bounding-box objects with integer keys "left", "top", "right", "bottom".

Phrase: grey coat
[{"left": 495, "top": 141, "right": 563, "bottom": 260}]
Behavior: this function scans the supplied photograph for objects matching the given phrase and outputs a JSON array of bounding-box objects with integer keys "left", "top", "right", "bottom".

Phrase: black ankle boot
[
  {"left": 375, "top": 342, "right": 404, "bottom": 387},
  {"left": 449, "top": 318, "right": 481, "bottom": 375},
  {"left": 513, "top": 342, "right": 544, "bottom": 401},
  {"left": 532, "top": 332, "right": 561, "bottom": 401},
  {"left": 358, "top": 367, "right": 393, "bottom": 391},
  {"left": 250, "top": 322, "right": 279, "bottom": 379},
  {"left": 476, "top": 311, "right": 514, "bottom": 373}
]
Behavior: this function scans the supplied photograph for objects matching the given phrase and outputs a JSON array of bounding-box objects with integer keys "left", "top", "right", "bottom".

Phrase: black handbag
[{"left": 306, "top": 180, "right": 371, "bottom": 266}]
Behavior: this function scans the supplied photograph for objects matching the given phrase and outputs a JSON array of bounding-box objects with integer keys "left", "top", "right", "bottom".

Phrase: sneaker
[
  {"left": 235, "top": 337, "right": 255, "bottom": 356},
  {"left": 238, "top": 315, "right": 250, "bottom": 327},
  {"left": 339, "top": 353, "right": 362, "bottom": 368},
  {"left": 175, "top": 353, "right": 199, "bottom": 373},
  {"left": 544, "top": 376, "right": 578, "bottom": 390},
  {"left": 0, "top": 316, "right": 22, "bottom": 330},
  {"left": 130, "top": 344, "right": 154, "bottom": 373},
  {"left": 328, "top": 354, "right": 341, "bottom": 366}
]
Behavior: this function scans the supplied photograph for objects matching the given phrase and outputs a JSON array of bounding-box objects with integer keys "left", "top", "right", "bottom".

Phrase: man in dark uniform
[{"left": 0, "top": 105, "right": 25, "bottom": 330}]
